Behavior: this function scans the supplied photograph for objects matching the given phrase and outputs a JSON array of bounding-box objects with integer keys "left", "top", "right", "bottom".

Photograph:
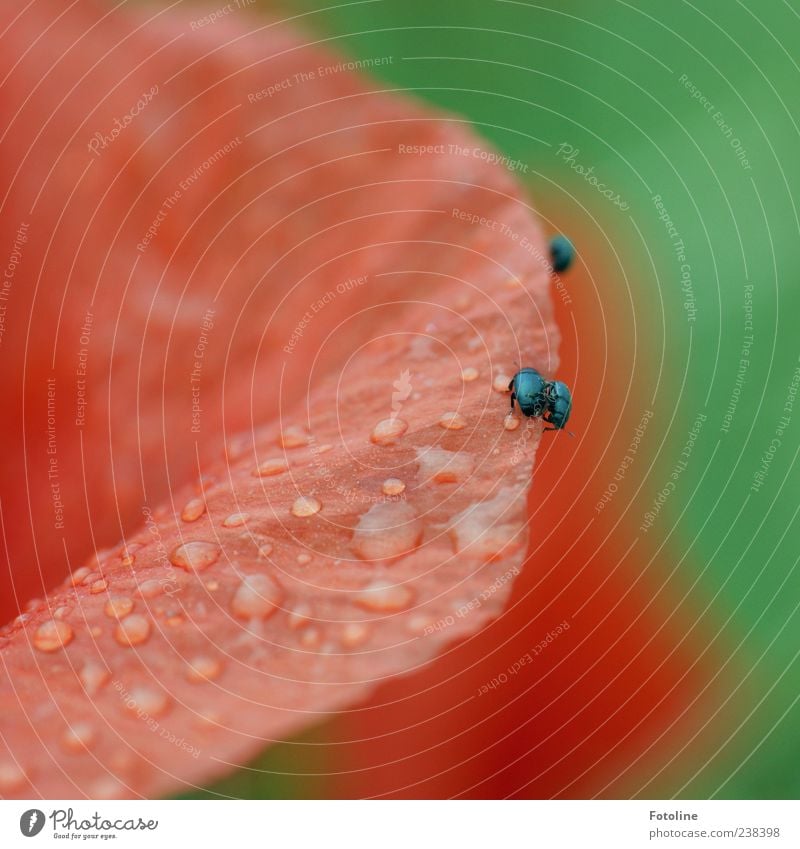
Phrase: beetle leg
[{"left": 509, "top": 391, "right": 516, "bottom": 410}]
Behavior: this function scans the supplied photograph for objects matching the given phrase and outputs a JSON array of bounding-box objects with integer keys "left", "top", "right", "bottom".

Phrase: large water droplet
[
  {"left": 355, "top": 580, "right": 415, "bottom": 611},
  {"left": 416, "top": 447, "right": 474, "bottom": 483},
  {"left": 33, "top": 619, "right": 74, "bottom": 652},
  {"left": 170, "top": 540, "right": 221, "bottom": 572},
  {"left": 382, "top": 477, "right": 406, "bottom": 496},
  {"left": 125, "top": 685, "right": 169, "bottom": 717},
  {"left": 439, "top": 411, "right": 466, "bottom": 430},
  {"left": 181, "top": 497, "right": 206, "bottom": 522},
  {"left": 493, "top": 374, "right": 511, "bottom": 393},
  {"left": 253, "top": 458, "right": 289, "bottom": 477},
  {"left": 370, "top": 417, "right": 408, "bottom": 445},
  {"left": 291, "top": 496, "right": 321, "bottom": 517},
  {"left": 230, "top": 574, "right": 283, "bottom": 619},
  {"left": 186, "top": 655, "right": 222, "bottom": 683},
  {"left": 352, "top": 502, "right": 422, "bottom": 561},
  {"left": 222, "top": 512, "right": 249, "bottom": 528},
  {"left": 114, "top": 614, "right": 151, "bottom": 647},
  {"left": 104, "top": 597, "right": 134, "bottom": 619},
  {"left": 61, "top": 722, "right": 96, "bottom": 752},
  {"left": 448, "top": 488, "right": 521, "bottom": 561},
  {"left": 70, "top": 566, "right": 92, "bottom": 586}
]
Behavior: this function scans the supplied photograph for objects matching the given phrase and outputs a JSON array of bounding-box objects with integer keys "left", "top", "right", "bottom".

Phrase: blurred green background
[{"left": 184, "top": 0, "right": 800, "bottom": 798}]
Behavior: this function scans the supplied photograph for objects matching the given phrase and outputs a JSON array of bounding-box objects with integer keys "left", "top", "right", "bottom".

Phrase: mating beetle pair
[{"left": 508, "top": 368, "right": 573, "bottom": 431}]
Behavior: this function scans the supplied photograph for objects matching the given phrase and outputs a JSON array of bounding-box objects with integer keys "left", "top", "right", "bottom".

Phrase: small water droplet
[
  {"left": 126, "top": 685, "right": 169, "bottom": 717},
  {"left": 439, "top": 411, "right": 466, "bottom": 430},
  {"left": 181, "top": 497, "right": 206, "bottom": 522},
  {"left": 340, "top": 622, "right": 370, "bottom": 648},
  {"left": 0, "top": 760, "right": 26, "bottom": 791},
  {"left": 114, "top": 614, "right": 151, "bottom": 647},
  {"left": 186, "top": 655, "right": 222, "bottom": 682},
  {"left": 222, "top": 512, "right": 249, "bottom": 528},
  {"left": 137, "top": 579, "right": 164, "bottom": 599},
  {"left": 104, "top": 597, "right": 134, "bottom": 619},
  {"left": 296, "top": 552, "right": 312, "bottom": 565},
  {"left": 353, "top": 501, "right": 422, "bottom": 561},
  {"left": 70, "top": 567, "right": 92, "bottom": 586},
  {"left": 230, "top": 574, "right": 283, "bottom": 619},
  {"left": 504, "top": 413, "right": 520, "bottom": 431},
  {"left": 170, "top": 540, "right": 221, "bottom": 571},
  {"left": 89, "top": 579, "right": 108, "bottom": 594},
  {"left": 205, "top": 579, "right": 219, "bottom": 591},
  {"left": 34, "top": 619, "right": 74, "bottom": 652},
  {"left": 279, "top": 425, "right": 310, "bottom": 448},
  {"left": 257, "top": 542, "right": 274, "bottom": 558},
  {"left": 300, "top": 627, "right": 321, "bottom": 647},
  {"left": 288, "top": 603, "right": 313, "bottom": 630},
  {"left": 370, "top": 417, "right": 408, "bottom": 445},
  {"left": 80, "top": 661, "right": 110, "bottom": 695},
  {"left": 61, "top": 721, "right": 96, "bottom": 752},
  {"left": 53, "top": 605, "right": 72, "bottom": 620},
  {"left": 82, "top": 571, "right": 101, "bottom": 586},
  {"left": 355, "top": 580, "right": 415, "bottom": 611},
  {"left": 316, "top": 443, "right": 333, "bottom": 454},
  {"left": 382, "top": 477, "right": 406, "bottom": 496},
  {"left": 253, "top": 457, "right": 289, "bottom": 477},
  {"left": 493, "top": 374, "right": 511, "bottom": 393},
  {"left": 291, "top": 495, "right": 321, "bottom": 517},
  {"left": 461, "top": 366, "right": 479, "bottom": 382}
]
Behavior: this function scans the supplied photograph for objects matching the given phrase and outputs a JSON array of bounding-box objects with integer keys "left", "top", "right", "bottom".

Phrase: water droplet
[
  {"left": 504, "top": 413, "right": 520, "bottom": 431},
  {"left": 493, "top": 374, "right": 511, "bottom": 393},
  {"left": 80, "top": 661, "right": 110, "bottom": 695},
  {"left": 300, "top": 627, "right": 321, "bottom": 648},
  {"left": 439, "top": 411, "right": 466, "bottom": 430},
  {"left": 114, "top": 614, "right": 151, "bottom": 647},
  {"left": 316, "top": 443, "right": 333, "bottom": 454},
  {"left": 0, "top": 760, "right": 26, "bottom": 791},
  {"left": 205, "top": 579, "right": 219, "bottom": 591},
  {"left": 230, "top": 574, "right": 283, "bottom": 619},
  {"left": 253, "top": 457, "right": 289, "bottom": 477},
  {"left": 126, "top": 685, "right": 169, "bottom": 717},
  {"left": 288, "top": 603, "right": 313, "bottom": 630},
  {"left": 181, "top": 497, "right": 206, "bottom": 522},
  {"left": 257, "top": 542, "right": 274, "bottom": 558},
  {"left": 82, "top": 571, "right": 101, "bottom": 586},
  {"left": 461, "top": 367, "right": 479, "bottom": 382},
  {"left": 170, "top": 540, "right": 221, "bottom": 572},
  {"left": 448, "top": 488, "right": 521, "bottom": 561},
  {"left": 353, "top": 501, "right": 422, "bottom": 561},
  {"left": 416, "top": 447, "right": 474, "bottom": 484},
  {"left": 186, "top": 655, "right": 222, "bottom": 683},
  {"left": 370, "top": 417, "right": 408, "bottom": 445},
  {"left": 222, "top": 512, "right": 249, "bottom": 528},
  {"left": 355, "top": 580, "right": 415, "bottom": 611},
  {"left": 291, "top": 495, "right": 321, "bottom": 517},
  {"left": 340, "top": 622, "right": 370, "bottom": 648},
  {"left": 104, "top": 597, "right": 134, "bottom": 619},
  {"left": 89, "top": 579, "right": 108, "bottom": 594},
  {"left": 296, "top": 552, "right": 312, "bottom": 565},
  {"left": 382, "top": 477, "right": 406, "bottom": 496},
  {"left": 61, "top": 722, "right": 96, "bottom": 752},
  {"left": 34, "top": 619, "right": 74, "bottom": 652},
  {"left": 53, "top": 605, "right": 72, "bottom": 620},
  {"left": 137, "top": 579, "right": 164, "bottom": 599},
  {"left": 91, "top": 777, "right": 128, "bottom": 800},
  {"left": 70, "top": 566, "right": 92, "bottom": 586},
  {"left": 279, "top": 425, "right": 310, "bottom": 448}
]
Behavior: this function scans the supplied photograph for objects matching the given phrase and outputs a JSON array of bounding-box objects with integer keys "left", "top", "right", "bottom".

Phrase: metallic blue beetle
[
  {"left": 509, "top": 369, "right": 574, "bottom": 434},
  {"left": 550, "top": 235, "right": 575, "bottom": 273},
  {"left": 543, "top": 380, "right": 573, "bottom": 431},
  {"left": 508, "top": 368, "right": 549, "bottom": 417}
]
